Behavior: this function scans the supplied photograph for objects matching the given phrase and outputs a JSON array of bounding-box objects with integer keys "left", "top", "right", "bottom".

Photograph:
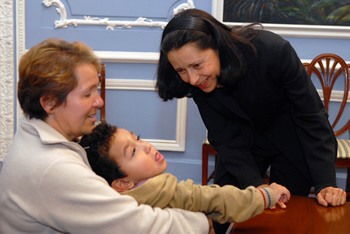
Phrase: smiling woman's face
[
  {"left": 44, "top": 63, "right": 104, "bottom": 141},
  {"left": 167, "top": 42, "right": 221, "bottom": 93}
]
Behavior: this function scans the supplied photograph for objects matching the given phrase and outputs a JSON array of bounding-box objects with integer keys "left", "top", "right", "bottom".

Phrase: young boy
[{"left": 80, "top": 122, "right": 290, "bottom": 224}]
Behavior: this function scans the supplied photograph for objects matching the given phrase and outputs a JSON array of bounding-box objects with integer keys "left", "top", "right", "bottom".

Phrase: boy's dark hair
[{"left": 79, "top": 122, "right": 126, "bottom": 185}]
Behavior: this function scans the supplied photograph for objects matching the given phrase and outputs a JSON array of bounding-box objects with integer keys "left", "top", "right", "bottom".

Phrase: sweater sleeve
[{"left": 122, "top": 173, "right": 276, "bottom": 224}]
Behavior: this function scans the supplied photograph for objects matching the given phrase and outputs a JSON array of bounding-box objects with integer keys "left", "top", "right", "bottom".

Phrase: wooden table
[{"left": 231, "top": 195, "right": 350, "bottom": 233}]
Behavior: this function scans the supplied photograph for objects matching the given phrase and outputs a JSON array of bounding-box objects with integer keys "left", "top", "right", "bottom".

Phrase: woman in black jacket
[{"left": 156, "top": 8, "right": 346, "bottom": 233}]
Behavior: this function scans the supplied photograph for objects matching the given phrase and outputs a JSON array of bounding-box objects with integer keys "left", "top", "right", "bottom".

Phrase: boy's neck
[
  {"left": 133, "top": 178, "right": 150, "bottom": 189},
  {"left": 132, "top": 173, "right": 164, "bottom": 190}
]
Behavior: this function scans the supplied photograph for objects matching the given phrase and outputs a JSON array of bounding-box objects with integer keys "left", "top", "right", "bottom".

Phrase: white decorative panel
[
  {"left": 0, "top": 0, "right": 15, "bottom": 161},
  {"left": 42, "top": 0, "right": 194, "bottom": 29},
  {"left": 103, "top": 78, "right": 187, "bottom": 151},
  {"left": 16, "top": 0, "right": 25, "bottom": 133},
  {"left": 16, "top": 1, "right": 195, "bottom": 152}
]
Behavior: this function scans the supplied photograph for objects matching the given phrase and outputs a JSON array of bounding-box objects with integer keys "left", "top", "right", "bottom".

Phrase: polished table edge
[{"left": 230, "top": 195, "right": 350, "bottom": 233}]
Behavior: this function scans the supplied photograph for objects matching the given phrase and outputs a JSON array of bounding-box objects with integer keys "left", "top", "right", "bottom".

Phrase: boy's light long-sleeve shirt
[{"left": 121, "top": 173, "right": 276, "bottom": 224}]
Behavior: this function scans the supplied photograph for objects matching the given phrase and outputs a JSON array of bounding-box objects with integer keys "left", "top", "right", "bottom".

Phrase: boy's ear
[{"left": 111, "top": 178, "right": 135, "bottom": 192}]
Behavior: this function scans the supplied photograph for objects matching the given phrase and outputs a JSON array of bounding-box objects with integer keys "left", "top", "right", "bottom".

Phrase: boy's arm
[
  {"left": 173, "top": 179, "right": 276, "bottom": 223},
  {"left": 121, "top": 173, "right": 276, "bottom": 224}
]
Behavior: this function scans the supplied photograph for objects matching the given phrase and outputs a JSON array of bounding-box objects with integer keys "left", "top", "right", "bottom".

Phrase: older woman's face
[{"left": 46, "top": 63, "right": 104, "bottom": 141}]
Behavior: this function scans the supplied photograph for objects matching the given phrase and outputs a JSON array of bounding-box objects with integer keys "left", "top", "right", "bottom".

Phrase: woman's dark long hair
[{"left": 156, "top": 9, "right": 259, "bottom": 101}]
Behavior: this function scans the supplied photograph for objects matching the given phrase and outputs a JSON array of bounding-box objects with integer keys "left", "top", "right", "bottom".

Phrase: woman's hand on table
[{"left": 317, "top": 187, "right": 346, "bottom": 207}]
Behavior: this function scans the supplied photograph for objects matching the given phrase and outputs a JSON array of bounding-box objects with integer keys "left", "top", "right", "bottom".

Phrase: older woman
[{"left": 0, "top": 38, "right": 211, "bottom": 234}]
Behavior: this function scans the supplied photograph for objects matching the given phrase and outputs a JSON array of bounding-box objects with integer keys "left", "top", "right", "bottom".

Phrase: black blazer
[{"left": 194, "top": 30, "right": 337, "bottom": 194}]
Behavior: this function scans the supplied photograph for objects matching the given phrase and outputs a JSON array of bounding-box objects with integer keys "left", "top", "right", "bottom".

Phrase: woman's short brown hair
[{"left": 18, "top": 38, "right": 101, "bottom": 120}]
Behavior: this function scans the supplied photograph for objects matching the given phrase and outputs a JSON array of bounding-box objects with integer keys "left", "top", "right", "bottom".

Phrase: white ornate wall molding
[
  {"left": 19, "top": 48, "right": 188, "bottom": 151},
  {"left": 39, "top": 0, "right": 195, "bottom": 151},
  {"left": 173, "top": 0, "right": 194, "bottom": 15},
  {"left": 95, "top": 51, "right": 159, "bottom": 63},
  {"left": 42, "top": 0, "right": 195, "bottom": 30},
  {"left": 101, "top": 77, "right": 187, "bottom": 152},
  {"left": 212, "top": 0, "right": 350, "bottom": 39},
  {"left": 95, "top": 50, "right": 188, "bottom": 151},
  {"left": 0, "top": 0, "right": 15, "bottom": 161},
  {"left": 96, "top": 50, "right": 187, "bottom": 151},
  {"left": 96, "top": 55, "right": 350, "bottom": 103},
  {"left": 16, "top": 0, "right": 25, "bottom": 131},
  {"left": 16, "top": 1, "right": 191, "bottom": 152}
]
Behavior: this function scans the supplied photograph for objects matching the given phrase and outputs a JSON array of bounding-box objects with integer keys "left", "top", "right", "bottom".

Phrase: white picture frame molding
[
  {"left": 95, "top": 50, "right": 187, "bottom": 151},
  {"left": 42, "top": 0, "right": 194, "bottom": 30},
  {"left": 212, "top": 0, "right": 350, "bottom": 39},
  {"left": 100, "top": 77, "right": 187, "bottom": 152},
  {"left": 0, "top": 0, "right": 15, "bottom": 161},
  {"left": 36, "top": 0, "right": 191, "bottom": 152},
  {"left": 15, "top": 0, "right": 25, "bottom": 150}
]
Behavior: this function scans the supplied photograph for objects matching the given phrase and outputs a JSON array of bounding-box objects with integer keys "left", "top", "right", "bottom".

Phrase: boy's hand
[{"left": 260, "top": 183, "right": 291, "bottom": 209}]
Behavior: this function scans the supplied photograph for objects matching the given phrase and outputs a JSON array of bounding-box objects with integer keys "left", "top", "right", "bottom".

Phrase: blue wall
[{"left": 19, "top": 0, "right": 349, "bottom": 188}]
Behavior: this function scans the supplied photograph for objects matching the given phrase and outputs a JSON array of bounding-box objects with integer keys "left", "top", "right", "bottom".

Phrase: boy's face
[{"left": 109, "top": 128, "right": 167, "bottom": 184}]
